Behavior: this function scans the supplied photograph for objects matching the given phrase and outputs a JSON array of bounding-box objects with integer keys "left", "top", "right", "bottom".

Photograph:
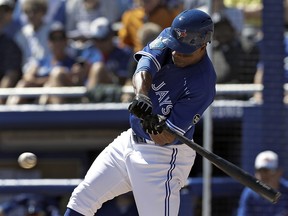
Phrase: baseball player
[{"left": 64, "top": 9, "right": 216, "bottom": 216}]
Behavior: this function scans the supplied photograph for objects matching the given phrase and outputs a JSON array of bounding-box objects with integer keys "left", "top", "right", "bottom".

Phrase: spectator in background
[
  {"left": 224, "top": 0, "right": 262, "bottom": 30},
  {"left": 193, "top": 0, "right": 244, "bottom": 35},
  {"left": 7, "top": 22, "right": 88, "bottom": 104},
  {"left": 183, "top": 0, "right": 263, "bottom": 33},
  {"left": 0, "top": 0, "right": 22, "bottom": 104},
  {"left": 121, "top": 22, "right": 162, "bottom": 103},
  {"left": 251, "top": 33, "right": 288, "bottom": 103},
  {"left": 137, "top": 22, "right": 162, "bottom": 49},
  {"left": 182, "top": 0, "right": 205, "bottom": 11},
  {"left": 251, "top": 2, "right": 288, "bottom": 104},
  {"left": 67, "top": 28, "right": 93, "bottom": 61},
  {"left": 187, "top": 0, "right": 259, "bottom": 87},
  {"left": 4, "top": 0, "right": 66, "bottom": 37},
  {"left": 165, "top": 0, "right": 184, "bottom": 10},
  {"left": 212, "top": 16, "right": 258, "bottom": 85},
  {"left": 65, "top": 0, "right": 123, "bottom": 34},
  {"left": 84, "top": 17, "right": 133, "bottom": 102},
  {"left": 252, "top": 32, "right": 288, "bottom": 104},
  {"left": 118, "top": 0, "right": 134, "bottom": 16},
  {"left": 118, "top": 0, "right": 180, "bottom": 52},
  {"left": 39, "top": 22, "right": 90, "bottom": 104},
  {"left": 14, "top": 0, "right": 51, "bottom": 71},
  {"left": 237, "top": 150, "right": 288, "bottom": 216},
  {"left": 127, "top": 21, "right": 162, "bottom": 77},
  {"left": 184, "top": 0, "right": 263, "bottom": 52},
  {"left": 0, "top": 193, "right": 61, "bottom": 216}
]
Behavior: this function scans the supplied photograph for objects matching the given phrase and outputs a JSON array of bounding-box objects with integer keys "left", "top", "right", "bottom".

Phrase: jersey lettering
[
  {"left": 159, "top": 96, "right": 172, "bottom": 107},
  {"left": 152, "top": 81, "right": 173, "bottom": 115},
  {"left": 152, "top": 82, "right": 165, "bottom": 91},
  {"left": 162, "top": 105, "right": 173, "bottom": 115},
  {"left": 156, "top": 91, "right": 169, "bottom": 103}
]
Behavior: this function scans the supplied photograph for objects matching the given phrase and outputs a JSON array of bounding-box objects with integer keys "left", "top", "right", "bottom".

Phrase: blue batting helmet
[{"left": 160, "top": 9, "right": 214, "bottom": 54}]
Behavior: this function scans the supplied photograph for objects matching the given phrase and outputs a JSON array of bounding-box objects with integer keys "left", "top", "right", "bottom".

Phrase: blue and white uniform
[
  {"left": 131, "top": 35, "right": 216, "bottom": 142},
  {"left": 66, "top": 38, "right": 216, "bottom": 216},
  {"left": 65, "top": 9, "right": 216, "bottom": 216}
]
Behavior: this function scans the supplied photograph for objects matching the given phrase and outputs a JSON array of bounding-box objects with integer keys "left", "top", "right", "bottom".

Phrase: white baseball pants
[{"left": 67, "top": 128, "right": 196, "bottom": 216}]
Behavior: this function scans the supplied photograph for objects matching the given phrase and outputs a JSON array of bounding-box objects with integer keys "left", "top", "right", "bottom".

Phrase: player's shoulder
[
  {"left": 144, "top": 32, "right": 172, "bottom": 53},
  {"left": 134, "top": 37, "right": 170, "bottom": 62},
  {"left": 148, "top": 35, "right": 167, "bottom": 50}
]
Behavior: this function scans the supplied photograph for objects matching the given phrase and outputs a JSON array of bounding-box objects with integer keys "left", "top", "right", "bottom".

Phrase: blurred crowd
[
  {"left": 0, "top": 193, "right": 61, "bottom": 216},
  {"left": 0, "top": 0, "right": 287, "bottom": 105}
]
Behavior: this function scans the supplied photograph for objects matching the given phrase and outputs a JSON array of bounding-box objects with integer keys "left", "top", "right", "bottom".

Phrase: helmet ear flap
[{"left": 203, "top": 28, "right": 214, "bottom": 44}]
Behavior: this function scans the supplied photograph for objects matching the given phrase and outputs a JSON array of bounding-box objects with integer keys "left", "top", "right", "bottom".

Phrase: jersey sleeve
[{"left": 133, "top": 34, "right": 171, "bottom": 77}]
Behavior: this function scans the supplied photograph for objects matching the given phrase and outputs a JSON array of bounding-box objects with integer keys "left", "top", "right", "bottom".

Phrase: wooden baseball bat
[{"left": 164, "top": 125, "right": 281, "bottom": 204}]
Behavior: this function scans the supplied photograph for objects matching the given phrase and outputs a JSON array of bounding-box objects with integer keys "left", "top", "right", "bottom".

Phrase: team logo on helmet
[{"left": 174, "top": 28, "right": 187, "bottom": 39}]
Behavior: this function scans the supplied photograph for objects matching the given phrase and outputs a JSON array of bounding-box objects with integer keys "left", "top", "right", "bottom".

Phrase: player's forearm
[{"left": 132, "top": 71, "right": 152, "bottom": 96}]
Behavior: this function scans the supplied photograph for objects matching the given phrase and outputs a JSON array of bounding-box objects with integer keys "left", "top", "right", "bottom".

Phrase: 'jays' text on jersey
[{"left": 130, "top": 35, "right": 217, "bottom": 144}]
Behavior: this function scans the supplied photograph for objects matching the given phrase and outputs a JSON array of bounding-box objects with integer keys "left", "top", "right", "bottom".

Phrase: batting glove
[
  {"left": 141, "top": 114, "right": 166, "bottom": 135},
  {"left": 128, "top": 94, "right": 153, "bottom": 119}
]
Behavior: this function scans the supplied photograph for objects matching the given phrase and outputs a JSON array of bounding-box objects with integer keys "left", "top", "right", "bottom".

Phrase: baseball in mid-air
[{"left": 18, "top": 152, "right": 37, "bottom": 169}]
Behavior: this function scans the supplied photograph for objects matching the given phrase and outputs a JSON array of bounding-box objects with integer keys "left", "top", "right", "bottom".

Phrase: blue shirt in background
[{"left": 237, "top": 179, "right": 288, "bottom": 216}]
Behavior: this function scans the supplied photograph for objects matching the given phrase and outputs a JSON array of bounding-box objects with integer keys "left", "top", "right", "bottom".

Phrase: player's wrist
[{"left": 135, "top": 93, "right": 152, "bottom": 104}]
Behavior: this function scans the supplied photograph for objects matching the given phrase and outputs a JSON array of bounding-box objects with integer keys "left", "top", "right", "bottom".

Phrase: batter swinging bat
[{"left": 163, "top": 125, "right": 282, "bottom": 204}]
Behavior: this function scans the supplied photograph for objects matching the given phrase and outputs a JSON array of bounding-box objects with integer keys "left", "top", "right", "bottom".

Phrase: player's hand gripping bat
[{"left": 163, "top": 124, "right": 281, "bottom": 204}]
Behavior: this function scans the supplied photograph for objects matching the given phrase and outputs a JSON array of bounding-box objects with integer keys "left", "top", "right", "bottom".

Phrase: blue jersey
[
  {"left": 80, "top": 45, "right": 103, "bottom": 65},
  {"left": 130, "top": 38, "right": 216, "bottom": 144},
  {"left": 237, "top": 179, "right": 288, "bottom": 216}
]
